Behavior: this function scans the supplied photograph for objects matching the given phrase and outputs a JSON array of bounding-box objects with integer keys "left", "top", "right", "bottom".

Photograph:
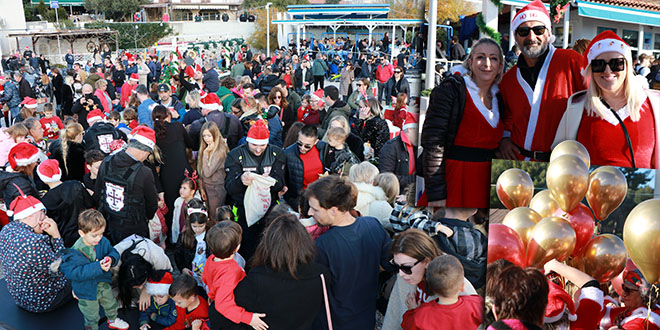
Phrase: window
[
  {"left": 597, "top": 26, "right": 617, "bottom": 34},
  {"left": 643, "top": 32, "right": 652, "bottom": 50},
  {"left": 622, "top": 29, "right": 639, "bottom": 48},
  {"left": 655, "top": 34, "right": 660, "bottom": 50}
]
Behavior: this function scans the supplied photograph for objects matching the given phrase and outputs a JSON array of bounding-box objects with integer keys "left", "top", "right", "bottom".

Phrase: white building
[
  {"left": 142, "top": 0, "right": 244, "bottom": 22},
  {"left": 0, "top": 1, "right": 29, "bottom": 56}
]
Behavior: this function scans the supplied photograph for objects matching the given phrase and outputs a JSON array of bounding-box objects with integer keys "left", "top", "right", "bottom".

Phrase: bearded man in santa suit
[{"left": 498, "top": 0, "right": 586, "bottom": 161}]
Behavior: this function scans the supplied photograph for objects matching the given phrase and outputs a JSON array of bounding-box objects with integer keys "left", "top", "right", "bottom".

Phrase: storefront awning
[{"left": 576, "top": 0, "right": 660, "bottom": 27}]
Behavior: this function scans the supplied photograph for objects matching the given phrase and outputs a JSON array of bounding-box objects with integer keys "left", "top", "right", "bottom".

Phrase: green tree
[
  {"left": 84, "top": 0, "right": 148, "bottom": 22},
  {"left": 23, "top": 0, "right": 67, "bottom": 22},
  {"left": 242, "top": 0, "right": 309, "bottom": 10},
  {"left": 85, "top": 22, "right": 174, "bottom": 49},
  {"left": 489, "top": 160, "right": 548, "bottom": 208},
  {"left": 246, "top": 8, "right": 279, "bottom": 51}
]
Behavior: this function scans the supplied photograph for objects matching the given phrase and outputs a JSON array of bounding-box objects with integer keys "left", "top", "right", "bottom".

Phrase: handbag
[{"left": 321, "top": 273, "right": 333, "bottom": 330}]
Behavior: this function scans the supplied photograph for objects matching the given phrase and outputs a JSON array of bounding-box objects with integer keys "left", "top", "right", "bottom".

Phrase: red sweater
[
  {"left": 202, "top": 256, "right": 253, "bottom": 325},
  {"left": 120, "top": 83, "right": 136, "bottom": 108},
  {"left": 164, "top": 295, "right": 210, "bottom": 330},
  {"left": 40, "top": 116, "right": 64, "bottom": 140},
  {"left": 402, "top": 295, "right": 484, "bottom": 330}
]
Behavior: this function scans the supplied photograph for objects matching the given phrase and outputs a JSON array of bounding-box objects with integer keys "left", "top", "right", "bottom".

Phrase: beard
[{"left": 520, "top": 38, "right": 549, "bottom": 59}]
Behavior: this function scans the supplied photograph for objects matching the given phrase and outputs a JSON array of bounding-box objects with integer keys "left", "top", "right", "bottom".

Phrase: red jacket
[
  {"left": 163, "top": 295, "right": 210, "bottom": 330},
  {"left": 376, "top": 64, "right": 394, "bottom": 84},
  {"left": 202, "top": 256, "right": 253, "bottom": 325}
]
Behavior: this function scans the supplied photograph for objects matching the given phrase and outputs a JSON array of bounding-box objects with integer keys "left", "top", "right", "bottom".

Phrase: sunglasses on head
[
  {"left": 516, "top": 26, "right": 547, "bottom": 37},
  {"left": 296, "top": 141, "right": 314, "bottom": 149},
  {"left": 591, "top": 58, "right": 626, "bottom": 73},
  {"left": 390, "top": 259, "right": 422, "bottom": 275}
]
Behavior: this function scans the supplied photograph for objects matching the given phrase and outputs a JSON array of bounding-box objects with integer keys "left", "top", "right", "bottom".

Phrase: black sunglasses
[
  {"left": 622, "top": 286, "right": 639, "bottom": 295},
  {"left": 390, "top": 259, "right": 422, "bottom": 275},
  {"left": 516, "top": 26, "right": 547, "bottom": 37},
  {"left": 394, "top": 70, "right": 402, "bottom": 74},
  {"left": 591, "top": 58, "right": 626, "bottom": 73},
  {"left": 296, "top": 141, "right": 314, "bottom": 149},
  {"left": 356, "top": 83, "right": 363, "bottom": 86}
]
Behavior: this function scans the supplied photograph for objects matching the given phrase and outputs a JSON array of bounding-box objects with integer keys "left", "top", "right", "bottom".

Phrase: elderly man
[
  {"left": 72, "top": 84, "right": 103, "bottom": 129},
  {"left": 0, "top": 193, "right": 72, "bottom": 312},
  {"left": 498, "top": 0, "right": 586, "bottom": 161}
]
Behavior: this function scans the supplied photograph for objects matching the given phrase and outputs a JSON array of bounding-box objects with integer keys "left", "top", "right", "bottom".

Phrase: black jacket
[
  {"left": 384, "top": 76, "right": 410, "bottom": 100},
  {"left": 233, "top": 263, "right": 331, "bottom": 330},
  {"left": 0, "top": 171, "right": 38, "bottom": 207},
  {"left": 420, "top": 75, "right": 466, "bottom": 202},
  {"left": 72, "top": 95, "right": 104, "bottom": 129},
  {"left": 83, "top": 121, "right": 126, "bottom": 155},
  {"left": 203, "top": 69, "right": 219, "bottom": 93},
  {"left": 188, "top": 110, "right": 244, "bottom": 150},
  {"left": 294, "top": 67, "right": 313, "bottom": 91},
  {"left": 48, "top": 140, "right": 86, "bottom": 182},
  {"left": 257, "top": 74, "right": 279, "bottom": 95},
  {"left": 378, "top": 135, "right": 417, "bottom": 190},
  {"left": 283, "top": 141, "right": 329, "bottom": 210},
  {"left": 18, "top": 77, "right": 34, "bottom": 100},
  {"left": 61, "top": 84, "right": 74, "bottom": 116},
  {"left": 42, "top": 180, "right": 95, "bottom": 247}
]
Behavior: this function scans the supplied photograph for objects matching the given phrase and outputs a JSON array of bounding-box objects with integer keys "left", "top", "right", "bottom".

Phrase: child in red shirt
[
  {"left": 297, "top": 94, "right": 311, "bottom": 122},
  {"left": 40, "top": 104, "right": 64, "bottom": 140},
  {"left": 165, "top": 274, "right": 210, "bottom": 330},
  {"left": 402, "top": 255, "right": 483, "bottom": 330},
  {"left": 202, "top": 221, "right": 268, "bottom": 330}
]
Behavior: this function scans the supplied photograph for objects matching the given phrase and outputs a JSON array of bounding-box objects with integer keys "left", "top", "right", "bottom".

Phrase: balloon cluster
[{"left": 489, "top": 140, "right": 632, "bottom": 284}]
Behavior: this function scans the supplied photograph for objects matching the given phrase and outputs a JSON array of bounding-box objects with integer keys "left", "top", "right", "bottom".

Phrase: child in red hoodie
[
  {"left": 40, "top": 104, "right": 64, "bottom": 140},
  {"left": 297, "top": 94, "right": 311, "bottom": 122},
  {"left": 202, "top": 221, "right": 268, "bottom": 330},
  {"left": 165, "top": 274, "right": 210, "bottom": 330}
]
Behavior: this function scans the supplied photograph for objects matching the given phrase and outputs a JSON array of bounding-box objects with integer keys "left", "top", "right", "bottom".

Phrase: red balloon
[
  {"left": 554, "top": 203, "right": 595, "bottom": 257},
  {"left": 488, "top": 224, "right": 526, "bottom": 267}
]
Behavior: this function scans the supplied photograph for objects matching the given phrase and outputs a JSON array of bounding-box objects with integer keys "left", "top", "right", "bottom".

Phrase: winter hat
[
  {"left": 623, "top": 266, "right": 644, "bottom": 289},
  {"left": 511, "top": 0, "right": 552, "bottom": 33},
  {"left": 7, "top": 142, "right": 40, "bottom": 170},
  {"left": 246, "top": 119, "right": 270, "bottom": 145},
  {"left": 127, "top": 53, "right": 135, "bottom": 64},
  {"left": 37, "top": 159, "right": 62, "bottom": 183},
  {"left": 311, "top": 89, "right": 325, "bottom": 108},
  {"left": 585, "top": 30, "right": 632, "bottom": 66},
  {"left": 145, "top": 271, "right": 174, "bottom": 296},
  {"left": 20, "top": 97, "right": 38, "bottom": 109},
  {"left": 128, "top": 126, "right": 156, "bottom": 151},
  {"left": 87, "top": 109, "right": 106, "bottom": 125},
  {"left": 6, "top": 188, "right": 45, "bottom": 220},
  {"left": 402, "top": 112, "right": 419, "bottom": 131},
  {"left": 201, "top": 93, "right": 221, "bottom": 111},
  {"left": 129, "top": 73, "right": 139, "bottom": 82},
  {"left": 545, "top": 280, "right": 577, "bottom": 324}
]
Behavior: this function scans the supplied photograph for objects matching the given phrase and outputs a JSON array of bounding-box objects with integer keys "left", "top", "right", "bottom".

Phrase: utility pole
[{"left": 266, "top": 2, "right": 273, "bottom": 56}]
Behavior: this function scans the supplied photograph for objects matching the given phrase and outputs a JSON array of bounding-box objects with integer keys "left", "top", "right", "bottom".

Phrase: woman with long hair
[
  {"left": 281, "top": 64, "right": 295, "bottom": 89},
  {"left": 266, "top": 87, "right": 286, "bottom": 147},
  {"left": 51, "top": 68, "right": 64, "bottom": 114},
  {"left": 421, "top": 37, "right": 504, "bottom": 208},
  {"left": 153, "top": 105, "right": 193, "bottom": 227},
  {"left": 198, "top": 121, "right": 229, "bottom": 221},
  {"left": 352, "top": 95, "right": 390, "bottom": 158},
  {"left": 382, "top": 229, "right": 477, "bottom": 330},
  {"left": 553, "top": 30, "right": 660, "bottom": 168},
  {"left": 234, "top": 213, "right": 331, "bottom": 330},
  {"left": 48, "top": 122, "right": 85, "bottom": 181}
]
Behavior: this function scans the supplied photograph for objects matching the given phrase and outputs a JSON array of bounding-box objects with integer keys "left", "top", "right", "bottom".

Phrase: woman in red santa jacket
[
  {"left": 421, "top": 37, "right": 504, "bottom": 208},
  {"left": 601, "top": 265, "right": 660, "bottom": 330},
  {"left": 553, "top": 30, "right": 660, "bottom": 169}
]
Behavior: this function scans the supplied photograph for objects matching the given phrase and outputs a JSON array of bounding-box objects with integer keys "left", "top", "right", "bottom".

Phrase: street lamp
[{"left": 266, "top": 2, "right": 273, "bottom": 56}]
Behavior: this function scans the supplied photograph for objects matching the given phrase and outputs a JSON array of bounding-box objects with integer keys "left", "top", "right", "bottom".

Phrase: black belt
[
  {"left": 517, "top": 145, "right": 551, "bottom": 162},
  {"left": 445, "top": 145, "right": 496, "bottom": 162}
]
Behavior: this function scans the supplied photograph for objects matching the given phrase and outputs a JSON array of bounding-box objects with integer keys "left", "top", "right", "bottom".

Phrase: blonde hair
[
  {"left": 95, "top": 79, "right": 107, "bottom": 89},
  {"left": 186, "top": 90, "right": 201, "bottom": 109},
  {"left": 241, "top": 96, "right": 260, "bottom": 115},
  {"left": 60, "top": 123, "right": 84, "bottom": 175},
  {"left": 373, "top": 172, "right": 399, "bottom": 205},
  {"left": 349, "top": 161, "right": 379, "bottom": 184},
  {"left": 327, "top": 126, "right": 348, "bottom": 143},
  {"left": 5, "top": 123, "right": 29, "bottom": 141},
  {"left": 463, "top": 37, "right": 505, "bottom": 85},
  {"left": 239, "top": 76, "right": 252, "bottom": 87},
  {"left": 322, "top": 116, "right": 350, "bottom": 142},
  {"left": 362, "top": 96, "right": 382, "bottom": 118},
  {"left": 198, "top": 121, "right": 229, "bottom": 173},
  {"left": 583, "top": 58, "right": 646, "bottom": 122}
]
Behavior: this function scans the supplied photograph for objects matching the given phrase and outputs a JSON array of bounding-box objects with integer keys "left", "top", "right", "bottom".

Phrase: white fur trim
[
  {"left": 130, "top": 134, "right": 155, "bottom": 150},
  {"left": 13, "top": 151, "right": 40, "bottom": 167},
  {"left": 87, "top": 116, "right": 104, "bottom": 124},
  {"left": 402, "top": 123, "right": 418, "bottom": 131},
  {"left": 587, "top": 39, "right": 632, "bottom": 64},
  {"left": 129, "top": 76, "right": 139, "bottom": 82},
  {"left": 568, "top": 313, "right": 577, "bottom": 321},
  {"left": 622, "top": 307, "right": 660, "bottom": 327},
  {"left": 544, "top": 311, "right": 565, "bottom": 324},
  {"left": 24, "top": 103, "right": 37, "bottom": 109},
  {"left": 200, "top": 102, "right": 220, "bottom": 110},
  {"left": 246, "top": 137, "right": 269, "bottom": 145},
  {"left": 512, "top": 9, "right": 551, "bottom": 33},
  {"left": 578, "top": 286, "right": 604, "bottom": 310},
  {"left": 145, "top": 282, "right": 170, "bottom": 296},
  {"left": 464, "top": 75, "right": 500, "bottom": 128},
  {"left": 38, "top": 172, "right": 61, "bottom": 183},
  {"left": 12, "top": 202, "right": 45, "bottom": 220}
]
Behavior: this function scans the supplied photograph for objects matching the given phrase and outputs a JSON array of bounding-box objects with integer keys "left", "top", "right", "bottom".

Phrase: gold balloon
[
  {"left": 581, "top": 234, "right": 627, "bottom": 283},
  {"left": 503, "top": 207, "right": 543, "bottom": 249},
  {"left": 546, "top": 154, "right": 589, "bottom": 212},
  {"left": 586, "top": 166, "right": 627, "bottom": 221},
  {"left": 526, "top": 216, "right": 577, "bottom": 268},
  {"left": 551, "top": 140, "right": 591, "bottom": 168},
  {"left": 623, "top": 199, "right": 660, "bottom": 284},
  {"left": 529, "top": 190, "right": 560, "bottom": 218},
  {"left": 496, "top": 168, "right": 534, "bottom": 210}
]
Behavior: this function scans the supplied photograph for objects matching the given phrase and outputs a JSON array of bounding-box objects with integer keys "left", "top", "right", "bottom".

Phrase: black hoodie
[
  {"left": 41, "top": 181, "right": 95, "bottom": 247},
  {"left": 0, "top": 171, "right": 38, "bottom": 207}
]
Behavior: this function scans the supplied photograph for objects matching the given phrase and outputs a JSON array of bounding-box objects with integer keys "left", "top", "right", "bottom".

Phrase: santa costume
[
  {"left": 601, "top": 267, "right": 660, "bottom": 330},
  {"left": 120, "top": 73, "right": 139, "bottom": 108},
  {"left": 445, "top": 75, "right": 503, "bottom": 208},
  {"left": 552, "top": 30, "right": 660, "bottom": 169},
  {"left": 500, "top": 0, "right": 586, "bottom": 161},
  {"left": 544, "top": 280, "right": 604, "bottom": 330}
]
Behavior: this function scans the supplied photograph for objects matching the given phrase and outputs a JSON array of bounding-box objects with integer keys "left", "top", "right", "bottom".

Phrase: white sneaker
[{"left": 107, "top": 318, "right": 130, "bottom": 330}]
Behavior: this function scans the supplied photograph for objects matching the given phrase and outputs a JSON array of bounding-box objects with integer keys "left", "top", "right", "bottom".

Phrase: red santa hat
[
  {"left": 584, "top": 30, "right": 632, "bottom": 66},
  {"left": 511, "top": 0, "right": 552, "bottom": 34},
  {"left": 129, "top": 126, "right": 156, "bottom": 151},
  {"left": 127, "top": 53, "right": 135, "bottom": 64},
  {"left": 145, "top": 272, "right": 173, "bottom": 296},
  {"left": 545, "top": 280, "right": 577, "bottom": 324},
  {"left": 87, "top": 109, "right": 106, "bottom": 124},
  {"left": 129, "top": 73, "right": 139, "bottom": 82},
  {"left": 246, "top": 120, "right": 270, "bottom": 145},
  {"left": 20, "top": 97, "right": 38, "bottom": 109},
  {"left": 7, "top": 142, "right": 40, "bottom": 170},
  {"left": 311, "top": 89, "right": 325, "bottom": 107},
  {"left": 200, "top": 93, "right": 221, "bottom": 111},
  {"left": 402, "top": 112, "right": 419, "bottom": 131},
  {"left": 6, "top": 188, "right": 45, "bottom": 220},
  {"left": 37, "top": 159, "right": 62, "bottom": 183}
]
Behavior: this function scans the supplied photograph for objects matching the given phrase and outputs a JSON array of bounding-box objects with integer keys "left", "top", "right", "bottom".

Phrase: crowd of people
[{"left": 0, "top": 16, "right": 494, "bottom": 330}]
